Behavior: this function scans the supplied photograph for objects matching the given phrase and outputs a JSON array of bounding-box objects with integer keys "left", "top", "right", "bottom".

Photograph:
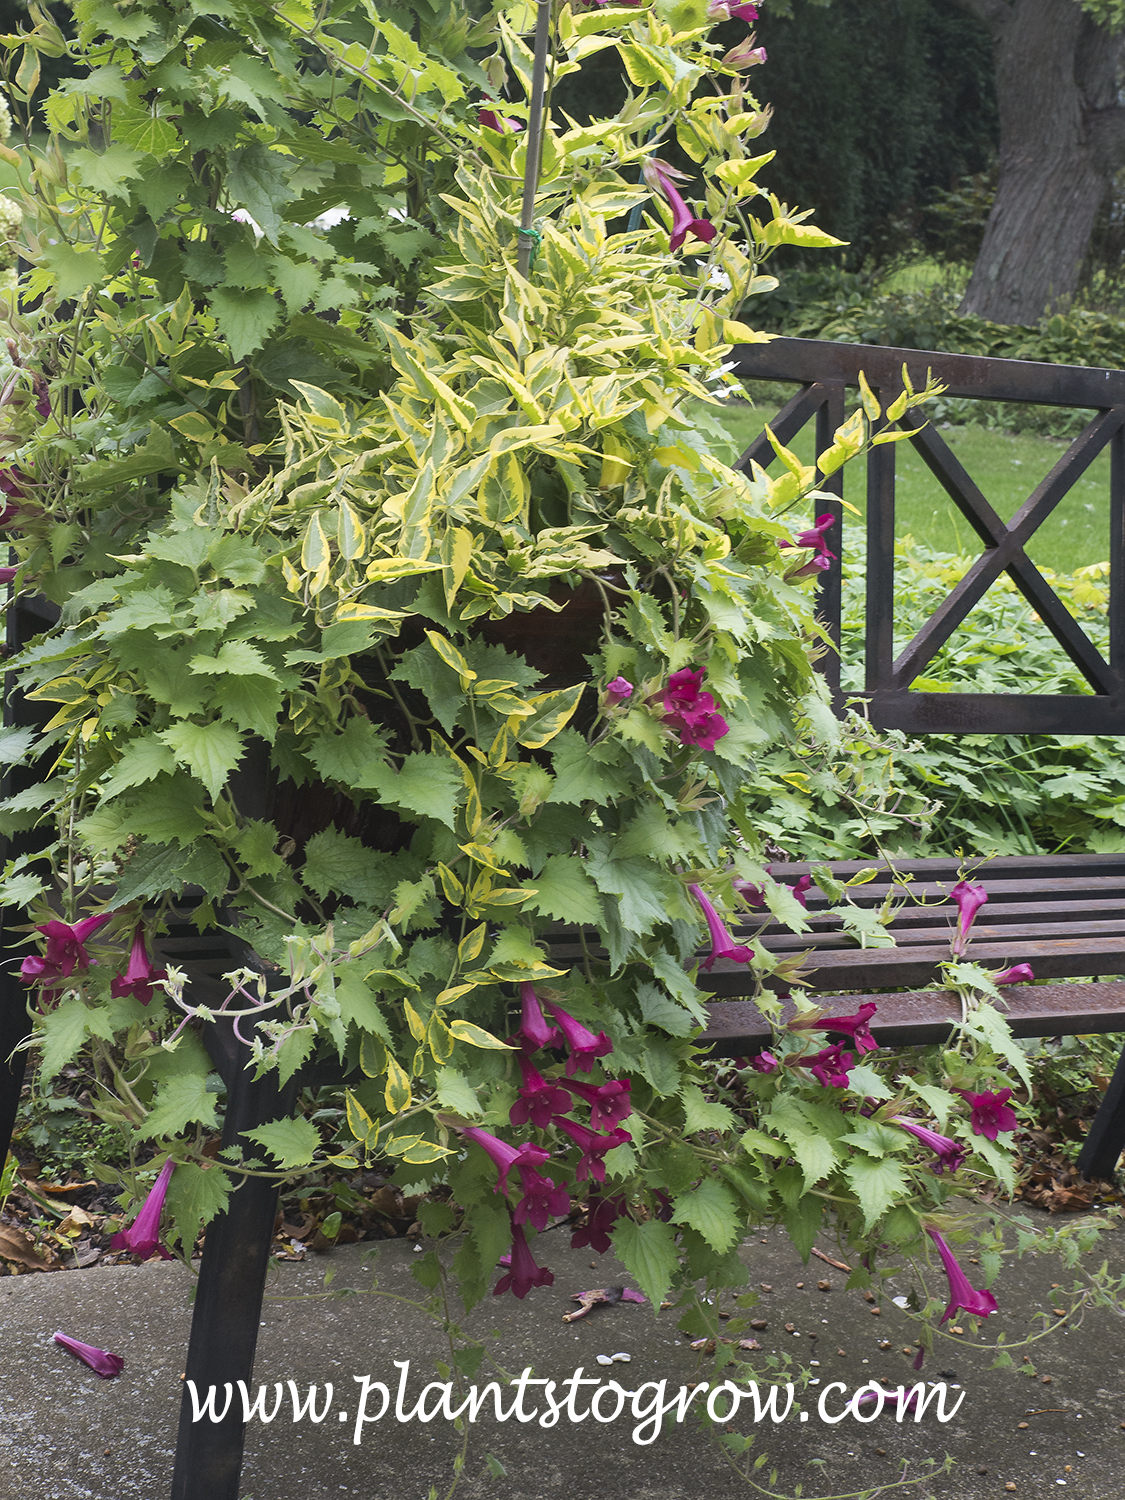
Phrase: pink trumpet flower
[
  {"left": 956, "top": 1087, "right": 1018, "bottom": 1141},
  {"left": 0, "top": 566, "right": 17, "bottom": 584},
  {"left": 110, "top": 926, "right": 168, "bottom": 1007},
  {"left": 927, "top": 1229, "right": 998, "bottom": 1324},
  {"left": 21, "top": 912, "right": 113, "bottom": 985},
  {"left": 52, "top": 1331, "right": 124, "bottom": 1379},
  {"left": 460, "top": 1126, "right": 551, "bottom": 1196},
  {"left": 562, "top": 1077, "right": 633, "bottom": 1132},
  {"left": 949, "top": 879, "right": 988, "bottom": 957},
  {"left": 553, "top": 1118, "right": 632, "bottom": 1183},
  {"left": 792, "top": 1000, "right": 879, "bottom": 1055},
  {"left": 641, "top": 158, "right": 717, "bottom": 253},
  {"left": 603, "top": 675, "right": 634, "bottom": 707},
  {"left": 110, "top": 1159, "right": 175, "bottom": 1260},
  {"left": 515, "top": 983, "right": 562, "bottom": 1052},
  {"left": 509, "top": 1054, "right": 573, "bottom": 1130},
  {"left": 749, "top": 1049, "right": 780, "bottom": 1073},
  {"left": 804, "top": 1043, "right": 857, "bottom": 1088},
  {"left": 512, "top": 1166, "right": 570, "bottom": 1232},
  {"left": 689, "top": 883, "right": 753, "bottom": 972},
  {"left": 570, "top": 1193, "right": 626, "bottom": 1254},
  {"left": 659, "top": 667, "right": 730, "bottom": 751},
  {"left": 493, "top": 1220, "right": 553, "bottom": 1298},
  {"left": 778, "top": 514, "right": 837, "bottom": 577},
  {"left": 891, "top": 1117, "right": 967, "bottom": 1175},
  {"left": 994, "top": 963, "right": 1034, "bottom": 985},
  {"left": 541, "top": 998, "right": 613, "bottom": 1076}
]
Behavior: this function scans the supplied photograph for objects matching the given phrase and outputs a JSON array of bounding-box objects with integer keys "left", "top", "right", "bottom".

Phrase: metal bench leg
[
  {"left": 170, "top": 1041, "right": 299, "bottom": 1500},
  {"left": 1077, "top": 1036, "right": 1125, "bottom": 1180},
  {"left": 0, "top": 963, "right": 29, "bottom": 1164}
]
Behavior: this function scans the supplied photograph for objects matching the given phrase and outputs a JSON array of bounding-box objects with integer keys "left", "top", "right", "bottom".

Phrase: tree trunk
[{"left": 955, "top": 0, "right": 1125, "bottom": 325}]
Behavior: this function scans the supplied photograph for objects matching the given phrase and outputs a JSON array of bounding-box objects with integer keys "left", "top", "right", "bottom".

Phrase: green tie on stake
[{"left": 516, "top": 0, "right": 553, "bottom": 278}]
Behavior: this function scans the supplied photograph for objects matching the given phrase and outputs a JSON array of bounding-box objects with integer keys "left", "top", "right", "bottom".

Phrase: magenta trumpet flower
[
  {"left": 641, "top": 158, "right": 717, "bottom": 253},
  {"left": 541, "top": 998, "right": 613, "bottom": 1077},
  {"left": 570, "top": 1193, "right": 626, "bottom": 1254},
  {"left": 689, "top": 883, "right": 753, "bottom": 972},
  {"left": 110, "top": 926, "right": 168, "bottom": 1007},
  {"left": 493, "top": 1220, "right": 554, "bottom": 1299},
  {"left": 793, "top": 1000, "right": 879, "bottom": 1055},
  {"left": 927, "top": 1228, "right": 998, "bottom": 1324},
  {"left": 804, "top": 1043, "right": 857, "bottom": 1088},
  {"left": 891, "top": 1117, "right": 967, "bottom": 1175},
  {"left": 659, "top": 667, "right": 730, "bottom": 751},
  {"left": 956, "top": 1087, "right": 1018, "bottom": 1141},
  {"left": 994, "top": 963, "right": 1033, "bottom": 985},
  {"left": 509, "top": 1054, "right": 573, "bottom": 1130},
  {"left": 950, "top": 879, "right": 988, "bottom": 957},
  {"left": 778, "top": 514, "right": 837, "bottom": 577},
  {"left": 21, "top": 912, "right": 113, "bottom": 986},
  {"left": 554, "top": 1118, "right": 632, "bottom": 1183},
  {"left": 512, "top": 1166, "right": 570, "bottom": 1232},
  {"left": 749, "top": 1050, "right": 780, "bottom": 1073},
  {"left": 52, "top": 1331, "right": 124, "bottom": 1379},
  {"left": 515, "top": 983, "right": 562, "bottom": 1052},
  {"left": 604, "top": 675, "right": 633, "bottom": 707},
  {"left": 110, "top": 1159, "right": 175, "bottom": 1260},
  {"left": 460, "top": 1126, "right": 551, "bottom": 1196},
  {"left": 562, "top": 1077, "right": 633, "bottom": 1132}
]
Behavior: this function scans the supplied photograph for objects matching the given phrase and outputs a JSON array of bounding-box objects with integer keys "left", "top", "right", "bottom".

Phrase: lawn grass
[{"left": 711, "top": 389, "right": 1111, "bottom": 575}]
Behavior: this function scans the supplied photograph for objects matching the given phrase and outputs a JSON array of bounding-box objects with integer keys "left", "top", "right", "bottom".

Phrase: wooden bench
[
  {"left": 5, "top": 335, "right": 1125, "bottom": 1500},
  {"left": 694, "top": 852, "right": 1125, "bottom": 1180}
]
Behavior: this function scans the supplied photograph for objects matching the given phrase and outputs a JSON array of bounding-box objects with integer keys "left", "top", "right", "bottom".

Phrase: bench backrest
[{"left": 728, "top": 337, "right": 1125, "bottom": 735}]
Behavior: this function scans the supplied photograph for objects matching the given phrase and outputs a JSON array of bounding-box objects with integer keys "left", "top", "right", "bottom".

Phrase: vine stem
[{"left": 517, "top": 0, "right": 553, "bottom": 279}]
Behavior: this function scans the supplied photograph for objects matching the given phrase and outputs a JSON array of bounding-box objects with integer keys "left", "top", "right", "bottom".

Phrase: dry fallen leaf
[
  {"left": 0, "top": 1223, "right": 55, "bottom": 1270},
  {"left": 563, "top": 1285, "right": 646, "bottom": 1322}
]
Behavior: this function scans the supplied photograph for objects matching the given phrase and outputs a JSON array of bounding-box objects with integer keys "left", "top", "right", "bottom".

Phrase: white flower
[
  {"left": 708, "top": 266, "right": 732, "bottom": 290},
  {"left": 231, "top": 208, "right": 264, "bottom": 240}
]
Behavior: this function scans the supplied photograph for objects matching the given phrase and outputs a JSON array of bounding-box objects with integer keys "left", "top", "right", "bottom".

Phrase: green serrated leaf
[
  {"left": 244, "top": 1114, "right": 322, "bottom": 1168},
  {"left": 141, "top": 1072, "right": 220, "bottom": 1139},
  {"left": 610, "top": 1217, "right": 678, "bottom": 1308},
  {"left": 159, "top": 720, "right": 244, "bottom": 800}
]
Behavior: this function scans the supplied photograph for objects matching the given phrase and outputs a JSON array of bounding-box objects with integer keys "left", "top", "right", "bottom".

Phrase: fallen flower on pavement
[
  {"left": 563, "top": 1285, "right": 647, "bottom": 1322},
  {"left": 52, "top": 1331, "right": 124, "bottom": 1379}
]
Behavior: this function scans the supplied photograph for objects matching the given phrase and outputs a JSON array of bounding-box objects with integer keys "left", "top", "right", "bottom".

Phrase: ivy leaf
[
  {"left": 141, "top": 1073, "right": 219, "bottom": 1139},
  {"left": 211, "top": 286, "right": 281, "bottom": 360},
  {"left": 159, "top": 720, "right": 245, "bottom": 799},
  {"left": 363, "top": 754, "right": 463, "bottom": 829},
  {"left": 69, "top": 143, "right": 145, "bottom": 199},
  {"left": 244, "top": 1115, "right": 322, "bottom": 1168},
  {"left": 844, "top": 1154, "right": 908, "bottom": 1229},
  {"left": 521, "top": 854, "right": 603, "bottom": 925},
  {"left": 163, "top": 1162, "right": 232, "bottom": 1254},
  {"left": 670, "top": 1177, "right": 741, "bottom": 1253},
  {"left": 37, "top": 241, "right": 105, "bottom": 299},
  {"left": 99, "top": 735, "right": 176, "bottom": 801},
  {"left": 610, "top": 1217, "right": 679, "bottom": 1309},
  {"left": 38, "top": 999, "right": 115, "bottom": 1080}
]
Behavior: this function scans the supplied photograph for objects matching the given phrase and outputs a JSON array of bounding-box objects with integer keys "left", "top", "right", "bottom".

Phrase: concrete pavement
[{"left": 1, "top": 1210, "right": 1124, "bottom": 1500}]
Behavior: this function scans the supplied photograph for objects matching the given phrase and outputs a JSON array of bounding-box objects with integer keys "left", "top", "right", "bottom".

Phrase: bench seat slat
[
  {"left": 757, "top": 918, "right": 1125, "bottom": 950},
  {"left": 699, "top": 979, "right": 1125, "bottom": 1054}
]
